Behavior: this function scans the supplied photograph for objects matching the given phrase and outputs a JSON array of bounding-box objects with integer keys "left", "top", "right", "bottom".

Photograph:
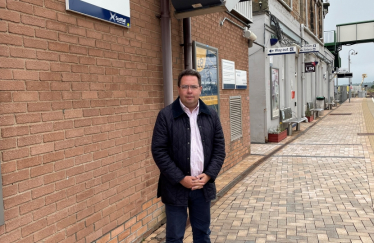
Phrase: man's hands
[{"left": 180, "top": 173, "right": 211, "bottom": 190}]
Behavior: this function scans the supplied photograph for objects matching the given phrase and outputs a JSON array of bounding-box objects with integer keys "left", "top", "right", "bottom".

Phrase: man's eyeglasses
[{"left": 180, "top": 85, "right": 200, "bottom": 90}]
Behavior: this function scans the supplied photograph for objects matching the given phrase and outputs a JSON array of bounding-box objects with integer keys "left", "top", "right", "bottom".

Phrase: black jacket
[{"left": 151, "top": 97, "right": 226, "bottom": 206}]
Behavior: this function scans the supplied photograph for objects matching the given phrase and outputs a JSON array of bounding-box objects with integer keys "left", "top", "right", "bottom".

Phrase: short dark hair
[{"left": 177, "top": 69, "right": 201, "bottom": 87}]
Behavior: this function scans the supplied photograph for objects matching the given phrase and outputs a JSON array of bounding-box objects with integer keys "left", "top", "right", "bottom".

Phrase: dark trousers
[{"left": 165, "top": 189, "right": 211, "bottom": 243}]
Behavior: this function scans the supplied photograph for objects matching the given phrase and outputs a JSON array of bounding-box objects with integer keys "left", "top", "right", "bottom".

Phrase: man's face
[{"left": 178, "top": 75, "right": 202, "bottom": 110}]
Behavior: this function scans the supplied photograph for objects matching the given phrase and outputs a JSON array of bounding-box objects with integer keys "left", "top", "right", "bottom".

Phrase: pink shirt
[{"left": 179, "top": 100, "right": 204, "bottom": 177}]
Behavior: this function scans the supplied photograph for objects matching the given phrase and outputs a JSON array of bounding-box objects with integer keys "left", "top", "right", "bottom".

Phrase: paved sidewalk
[{"left": 145, "top": 98, "right": 374, "bottom": 243}]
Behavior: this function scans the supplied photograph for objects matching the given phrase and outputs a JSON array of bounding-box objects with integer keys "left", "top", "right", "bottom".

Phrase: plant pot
[
  {"left": 306, "top": 116, "right": 313, "bottom": 122},
  {"left": 268, "top": 129, "right": 287, "bottom": 143}
]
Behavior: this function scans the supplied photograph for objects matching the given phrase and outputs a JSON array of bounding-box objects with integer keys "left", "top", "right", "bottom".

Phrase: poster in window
[
  {"left": 270, "top": 67, "right": 280, "bottom": 119},
  {"left": 193, "top": 42, "right": 219, "bottom": 114}
]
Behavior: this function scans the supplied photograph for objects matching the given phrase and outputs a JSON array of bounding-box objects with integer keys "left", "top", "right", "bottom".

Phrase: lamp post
[{"left": 348, "top": 49, "right": 358, "bottom": 102}]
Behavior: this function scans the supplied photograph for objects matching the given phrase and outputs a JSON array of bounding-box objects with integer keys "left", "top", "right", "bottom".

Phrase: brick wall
[{"left": 0, "top": 1, "right": 250, "bottom": 242}]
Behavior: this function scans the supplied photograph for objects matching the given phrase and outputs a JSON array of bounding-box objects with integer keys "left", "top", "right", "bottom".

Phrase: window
[{"left": 230, "top": 96, "right": 242, "bottom": 141}]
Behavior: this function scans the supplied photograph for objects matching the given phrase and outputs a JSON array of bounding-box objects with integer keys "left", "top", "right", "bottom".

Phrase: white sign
[
  {"left": 66, "top": 0, "right": 131, "bottom": 28},
  {"left": 222, "top": 59, "right": 236, "bottom": 89},
  {"left": 235, "top": 70, "right": 247, "bottom": 89},
  {"left": 299, "top": 44, "right": 319, "bottom": 53},
  {"left": 267, "top": 46, "right": 297, "bottom": 56}
]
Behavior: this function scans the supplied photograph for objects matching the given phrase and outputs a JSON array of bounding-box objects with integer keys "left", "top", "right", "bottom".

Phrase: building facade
[
  {"left": 0, "top": 0, "right": 253, "bottom": 242},
  {"left": 249, "top": 0, "right": 335, "bottom": 143}
]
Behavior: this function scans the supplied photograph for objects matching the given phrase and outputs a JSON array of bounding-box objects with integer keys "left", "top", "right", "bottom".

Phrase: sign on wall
[
  {"left": 235, "top": 70, "right": 247, "bottom": 89},
  {"left": 300, "top": 44, "right": 319, "bottom": 53},
  {"left": 222, "top": 59, "right": 236, "bottom": 89},
  {"left": 267, "top": 46, "right": 297, "bottom": 56},
  {"left": 270, "top": 67, "right": 280, "bottom": 119},
  {"left": 305, "top": 62, "right": 318, "bottom": 73},
  {"left": 66, "top": 0, "right": 130, "bottom": 28},
  {"left": 193, "top": 42, "right": 219, "bottom": 113}
]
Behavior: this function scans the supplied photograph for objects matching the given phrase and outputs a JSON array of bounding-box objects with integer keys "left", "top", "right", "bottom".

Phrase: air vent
[{"left": 230, "top": 96, "right": 242, "bottom": 141}]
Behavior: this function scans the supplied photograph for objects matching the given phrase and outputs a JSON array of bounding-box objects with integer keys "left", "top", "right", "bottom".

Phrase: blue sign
[{"left": 66, "top": 0, "right": 130, "bottom": 28}]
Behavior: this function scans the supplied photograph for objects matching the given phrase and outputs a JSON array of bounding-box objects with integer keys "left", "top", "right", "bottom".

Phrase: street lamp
[{"left": 348, "top": 49, "right": 358, "bottom": 102}]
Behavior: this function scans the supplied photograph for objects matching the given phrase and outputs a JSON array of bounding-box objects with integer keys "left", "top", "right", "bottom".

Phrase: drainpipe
[
  {"left": 301, "top": 24, "right": 305, "bottom": 118},
  {"left": 183, "top": 18, "right": 192, "bottom": 69},
  {"left": 160, "top": 0, "right": 173, "bottom": 106}
]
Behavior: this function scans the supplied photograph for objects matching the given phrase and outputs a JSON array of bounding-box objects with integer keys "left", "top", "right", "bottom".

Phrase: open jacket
[{"left": 151, "top": 97, "right": 226, "bottom": 206}]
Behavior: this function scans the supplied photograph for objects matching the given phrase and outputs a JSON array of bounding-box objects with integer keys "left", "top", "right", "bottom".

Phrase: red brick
[
  {"left": 39, "top": 72, "right": 61, "bottom": 81},
  {"left": 50, "top": 63, "right": 71, "bottom": 72},
  {"left": 65, "top": 146, "right": 84, "bottom": 158},
  {"left": 35, "top": 28, "right": 58, "bottom": 40},
  {"left": 48, "top": 42, "right": 69, "bottom": 52},
  {"left": 43, "top": 150, "right": 64, "bottom": 163},
  {"left": 18, "top": 134, "right": 42, "bottom": 147},
  {"left": 31, "top": 184, "right": 55, "bottom": 199},
  {"left": 0, "top": 138, "right": 16, "bottom": 150},
  {"left": 69, "top": 45, "right": 87, "bottom": 55},
  {"left": 33, "top": 203, "right": 56, "bottom": 220},
  {"left": 9, "top": 47, "right": 36, "bottom": 58},
  {"left": 0, "top": 229, "right": 21, "bottom": 243},
  {"left": 34, "top": 225, "right": 57, "bottom": 242},
  {"left": 44, "top": 171, "right": 65, "bottom": 184},
  {"left": 45, "top": 190, "right": 65, "bottom": 205},
  {"left": 28, "top": 102, "right": 52, "bottom": 112},
  {"left": 8, "top": 22, "right": 34, "bottom": 36},
  {"left": 1, "top": 161, "right": 16, "bottom": 174},
  {"left": 0, "top": 91, "right": 12, "bottom": 102},
  {"left": 82, "top": 91, "right": 97, "bottom": 99},
  {"left": 34, "top": 6, "right": 56, "bottom": 20},
  {"left": 51, "top": 100, "right": 73, "bottom": 110},
  {"left": 3, "top": 192, "right": 31, "bottom": 209},
  {"left": 0, "top": 9, "right": 20, "bottom": 23},
  {"left": 53, "top": 120, "right": 74, "bottom": 130},
  {"left": 21, "top": 218, "right": 47, "bottom": 237},
  {"left": 0, "top": 103, "right": 27, "bottom": 114},
  {"left": 7, "top": 0, "right": 34, "bottom": 14},
  {"left": 21, "top": 14, "right": 46, "bottom": 27},
  {"left": 43, "top": 131, "right": 64, "bottom": 142},
  {"left": 17, "top": 156, "right": 42, "bottom": 170},
  {"left": 78, "top": 37, "right": 95, "bottom": 47},
  {"left": 64, "top": 109, "right": 82, "bottom": 119},
  {"left": 13, "top": 91, "right": 39, "bottom": 101},
  {"left": 0, "top": 57, "right": 24, "bottom": 68},
  {"left": 26, "top": 60, "right": 50, "bottom": 70},
  {"left": 30, "top": 122, "right": 53, "bottom": 134},
  {"left": 15, "top": 113, "right": 41, "bottom": 124},
  {"left": 42, "top": 111, "right": 64, "bottom": 121},
  {"left": 57, "top": 13, "right": 77, "bottom": 25},
  {"left": 37, "top": 50, "right": 59, "bottom": 61},
  {"left": 13, "top": 70, "right": 39, "bottom": 80},
  {"left": 30, "top": 142, "right": 54, "bottom": 155},
  {"left": 46, "top": 20, "right": 67, "bottom": 32},
  {"left": 62, "top": 73, "right": 81, "bottom": 82},
  {"left": 31, "top": 163, "right": 53, "bottom": 178},
  {"left": 20, "top": 197, "right": 45, "bottom": 215},
  {"left": 0, "top": 81, "right": 25, "bottom": 91},
  {"left": 74, "top": 118, "right": 92, "bottom": 127},
  {"left": 59, "top": 54, "right": 79, "bottom": 63},
  {"left": 40, "top": 92, "right": 62, "bottom": 101},
  {"left": 24, "top": 37, "right": 48, "bottom": 49},
  {"left": 2, "top": 168, "right": 29, "bottom": 184},
  {"left": 25, "top": 81, "right": 50, "bottom": 91},
  {"left": 54, "top": 158, "right": 74, "bottom": 171},
  {"left": 54, "top": 139, "right": 74, "bottom": 151},
  {"left": 2, "top": 125, "right": 29, "bottom": 138},
  {"left": 65, "top": 128, "right": 84, "bottom": 138}
]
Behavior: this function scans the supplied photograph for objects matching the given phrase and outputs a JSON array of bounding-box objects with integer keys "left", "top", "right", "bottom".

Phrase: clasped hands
[{"left": 180, "top": 173, "right": 211, "bottom": 190}]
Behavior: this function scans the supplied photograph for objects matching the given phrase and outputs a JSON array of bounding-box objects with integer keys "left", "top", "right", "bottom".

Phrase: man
[{"left": 151, "top": 69, "right": 226, "bottom": 243}]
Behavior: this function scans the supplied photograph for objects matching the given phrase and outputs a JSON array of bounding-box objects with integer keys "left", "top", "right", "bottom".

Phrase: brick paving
[{"left": 144, "top": 98, "right": 374, "bottom": 243}]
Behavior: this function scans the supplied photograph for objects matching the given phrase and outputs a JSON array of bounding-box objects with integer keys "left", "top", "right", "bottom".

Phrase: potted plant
[
  {"left": 305, "top": 106, "right": 313, "bottom": 122},
  {"left": 268, "top": 125, "right": 287, "bottom": 143}
]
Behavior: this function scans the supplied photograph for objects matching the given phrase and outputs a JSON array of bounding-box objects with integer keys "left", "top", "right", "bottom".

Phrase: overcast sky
[{"left": 324, "top": 0, "right": 374, "bottom": 85}]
